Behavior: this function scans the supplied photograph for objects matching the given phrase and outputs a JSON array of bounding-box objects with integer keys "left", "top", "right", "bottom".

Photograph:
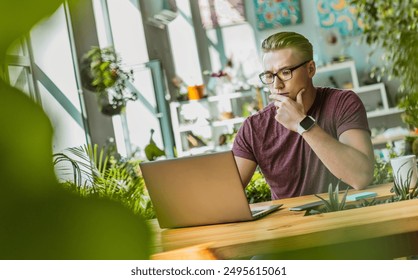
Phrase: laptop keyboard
[
  {"left": 251, "top": 204, "right": 282, "bottom": 218},
  {"left": 251, "top": 209, "right": 263, "bottom": 215}
]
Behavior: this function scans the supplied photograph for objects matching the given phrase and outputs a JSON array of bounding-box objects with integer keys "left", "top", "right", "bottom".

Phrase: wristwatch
[{"left": 297, "top": 116, "right": 316, "bottom": 135}]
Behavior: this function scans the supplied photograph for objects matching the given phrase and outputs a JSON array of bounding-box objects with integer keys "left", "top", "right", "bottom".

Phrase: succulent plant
[
  {"left": 314, "top": 180, "right": 349, "bottom": 213},
  {"left": 390, "top": 165, "right": 418, "bottom": 201}
]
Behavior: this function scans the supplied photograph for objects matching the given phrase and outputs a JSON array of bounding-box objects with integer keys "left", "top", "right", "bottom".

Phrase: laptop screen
[{"left": 139, "top": 151, "right": 256, "bottom": 228}]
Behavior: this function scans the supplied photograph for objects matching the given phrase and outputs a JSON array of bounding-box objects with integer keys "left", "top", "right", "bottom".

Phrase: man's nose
[{"left": 273, "top": 76, "right": 285, "bottom": 89}]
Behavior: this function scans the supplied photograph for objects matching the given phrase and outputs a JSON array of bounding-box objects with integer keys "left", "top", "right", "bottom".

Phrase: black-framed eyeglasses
[{"left": 259, "top": 60, "right": 311, "bottom": 85}]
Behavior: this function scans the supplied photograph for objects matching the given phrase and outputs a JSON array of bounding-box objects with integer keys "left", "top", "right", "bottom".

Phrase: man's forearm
[{"left": 301, "top": 125, "right": 375, "bottom": 189}]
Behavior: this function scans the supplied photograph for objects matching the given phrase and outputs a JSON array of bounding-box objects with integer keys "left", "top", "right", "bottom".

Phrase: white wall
[{"left": 245, "top": 0, "right": 395, "bottom": 84}]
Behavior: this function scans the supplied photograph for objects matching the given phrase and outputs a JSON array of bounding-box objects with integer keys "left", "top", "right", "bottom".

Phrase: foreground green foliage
[
  {"left": 54, "top": 144, "right": 156, "bottom": 219},
  {"left": 245, "top": 170, "right": 271, "bottom": 203},
  {"left": 1, "top": 0, "right": 150, "bottom": 259}
]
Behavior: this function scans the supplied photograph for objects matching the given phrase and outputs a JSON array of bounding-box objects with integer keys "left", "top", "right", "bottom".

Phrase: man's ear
[{"left": 308, "top": 60, "right": 316, "bottom": 78}]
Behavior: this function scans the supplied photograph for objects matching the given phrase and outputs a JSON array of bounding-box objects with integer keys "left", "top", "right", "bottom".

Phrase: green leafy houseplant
[
  {"left": 397, "top": 93, "right": 418, "bottom": 130},
  {"left": 372, "top": 143, "right": 399, "bottom": 185},
  {"left": 372, "top": 157, "right": 393, "bottom": 185},
  {"left": 54, "top": 144, "right": 156, "bottom": 219},
  {"left": 245, "top": 170, "right": 271, "bottom": 203},
  {"left": 349, "top": 0, "right": 418, "bottom": 128},
  {"left": 81, "top": 46, "right": 138, "bottom": 116}
]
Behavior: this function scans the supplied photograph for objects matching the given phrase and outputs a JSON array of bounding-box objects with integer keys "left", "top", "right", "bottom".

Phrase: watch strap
[{"left": 297, "top": 116, "right": 316, "bottom": 135}]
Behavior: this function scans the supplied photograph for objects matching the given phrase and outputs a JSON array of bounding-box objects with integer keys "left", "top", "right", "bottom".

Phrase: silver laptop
[{"left": 139, "top": 151, "right": 281, "bottom": 228}]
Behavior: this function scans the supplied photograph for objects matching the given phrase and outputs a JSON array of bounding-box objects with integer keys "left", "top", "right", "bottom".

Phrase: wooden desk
[{"left": 149, "top": 183, "right": 418, "bottom": 259}]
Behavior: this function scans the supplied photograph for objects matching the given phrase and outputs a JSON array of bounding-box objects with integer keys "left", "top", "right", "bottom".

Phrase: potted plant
[
  {"left": 350, "top": 2, "right": 417, "bottom": 107},
  {"left": 81, "top": 46, "right": 138, "bottom": 116},
  {"left": 314, "top": 180, "right": 350, "bottom": 213}
]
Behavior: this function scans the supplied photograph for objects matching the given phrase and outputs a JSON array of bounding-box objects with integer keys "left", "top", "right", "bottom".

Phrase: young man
[{"left": 232, "top": 31, "right": 374, "bottom": 199}]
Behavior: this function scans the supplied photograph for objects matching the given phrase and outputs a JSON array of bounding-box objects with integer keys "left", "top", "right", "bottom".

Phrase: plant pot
[
  {"left": 97, "top": 93, "right": 125, "bottom": 116},
  {"left": 100, "top": 103, "right": 124, "bottom": 116}
]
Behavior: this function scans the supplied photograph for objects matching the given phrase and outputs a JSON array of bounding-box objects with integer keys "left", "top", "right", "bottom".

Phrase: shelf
[
  {"left": 212, "top": 117, "right": 246, "bottom": 127},
  {"left": 178, "top": 123, "right": 208, "bottom": 132},
  {"left": 372, "top": 134, "right": 407, "bottom": 146},
  {"left": 177, "top": 117, "right": 246, "bottom": 132},
  {"left": 180, "top": 146, "right": 216, "bottom": 156},
  {"left": 316, "top": 60, "right": 355, "bottom": 73},
  {"left": 315, "top": 60, "right": 359, "bottom": 89},
  {"left": 171, "top": 89, "right": 255, "bottom": 107},
  {"left": 170, "top": 99, "right": 202, "bottom": 108},
  {"left": 170, "top": 87, "right": 260, "bottom": 157},
  {"left": 354, "top": 83, "right": 385, "bottom": 94},
  {"left": 371, "top": 131, "right": 416, "bottom": 145},
  {"left": 313, "top": 61, "right": 404, "bottom": 142},
  {"left": 206, "top": 90, "right": 254, "bottom": 102},
  {"left": 367, "top": 107, "right": 403, "bottom": 118},
  {"left": 179, "top": 145, "right": 232, "bottom": 157}
]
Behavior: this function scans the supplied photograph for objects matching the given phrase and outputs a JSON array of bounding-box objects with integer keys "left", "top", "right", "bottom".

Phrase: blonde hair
[{"left": 261, "top": 32, "right": 313, "bottom": 61}]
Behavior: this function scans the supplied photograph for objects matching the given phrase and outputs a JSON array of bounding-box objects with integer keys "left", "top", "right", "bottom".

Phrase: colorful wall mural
[
  {"left": 316, "top": 0, "right": 364, "bottom": 36},
  {"left": 253, "top": 0, "right": 303, "bottom": 31}
]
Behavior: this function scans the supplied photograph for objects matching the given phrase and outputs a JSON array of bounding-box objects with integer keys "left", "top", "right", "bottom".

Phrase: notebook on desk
[{"left": 139, "top": 151, "right": 282, "bottom": 228}]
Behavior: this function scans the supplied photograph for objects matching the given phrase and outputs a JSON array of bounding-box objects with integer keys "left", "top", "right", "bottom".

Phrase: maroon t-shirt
[{"left": 232, "top": 87, "right": 370, "bottom": 199}]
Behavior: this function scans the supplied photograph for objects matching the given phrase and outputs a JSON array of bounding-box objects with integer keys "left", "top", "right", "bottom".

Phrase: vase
[{"left": 390, "top": 155, "right": 418, "bottom": 188}]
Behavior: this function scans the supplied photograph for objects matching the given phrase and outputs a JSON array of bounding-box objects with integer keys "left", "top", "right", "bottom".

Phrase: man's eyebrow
[
  {"left": 264, "top": 64, "right": 292, "bottom": 73},
  {"left": 277, "top": 64, "right": 294, "bottom": 71}
]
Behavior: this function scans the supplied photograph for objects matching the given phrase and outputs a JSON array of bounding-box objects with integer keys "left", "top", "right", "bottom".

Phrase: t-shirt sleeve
[
  {"left": 232, "top": 119, "right": 257, "bottom": 162},
  {"left": 335, "top": 90, "right": 371, "bottom": 137}
]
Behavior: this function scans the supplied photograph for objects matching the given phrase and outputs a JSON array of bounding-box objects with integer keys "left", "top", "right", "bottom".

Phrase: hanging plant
[{"left": 81, "top": 46, "right": 138, "bottom": 116}]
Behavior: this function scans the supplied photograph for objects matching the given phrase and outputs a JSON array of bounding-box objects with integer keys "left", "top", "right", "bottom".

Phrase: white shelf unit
[
  {"left": 316, "top": 60, "right": 360, "bottom": 88},
  {"left": 314, "top": 60, "right": 405, "bottom": 148},
  {"left": 314, "top": 60, "right": 402, "bottom": 118},
  {"left": 354, "top": 83, "right": 403, "bottom": 118},
  {"left": 170, "top": 89, "right": 259, "bottom": 157}
]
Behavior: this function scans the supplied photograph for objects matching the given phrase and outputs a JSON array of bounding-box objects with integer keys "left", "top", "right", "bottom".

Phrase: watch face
[{"left": 300, "top": 116, "right": 315, "bottom": 130}]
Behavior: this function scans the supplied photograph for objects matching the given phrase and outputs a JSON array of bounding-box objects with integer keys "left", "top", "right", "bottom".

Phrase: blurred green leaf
[{"left": 245, "top": 170, "right": 271, "bottom": 203}]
